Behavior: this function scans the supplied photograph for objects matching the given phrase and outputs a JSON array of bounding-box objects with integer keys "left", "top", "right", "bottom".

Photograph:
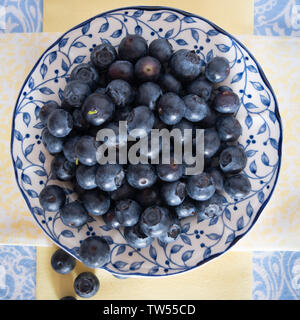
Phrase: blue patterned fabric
[
  {"left": 0, "top": 245, "right": 36, "bottom": 300},
  {"left": 0, "top": 0, "right": 43, "bottom": 33},
  {"left": 253, "top": 251, "right": 300, "bottom": 300},
  {"left": 254, "top": 0, "right": 300, "bottom": 36}
]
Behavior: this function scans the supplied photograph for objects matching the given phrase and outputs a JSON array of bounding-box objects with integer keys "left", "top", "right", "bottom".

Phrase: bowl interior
[{"left": 11, "top": 7, "right": 282, "bottom": 277}]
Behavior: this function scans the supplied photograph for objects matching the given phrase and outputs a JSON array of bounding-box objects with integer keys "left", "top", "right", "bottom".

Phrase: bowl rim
[{"left": 10, "top": 5, "right": 283, "bottom": 277}]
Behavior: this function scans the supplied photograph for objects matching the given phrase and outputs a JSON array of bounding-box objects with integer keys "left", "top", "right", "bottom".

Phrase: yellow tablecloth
[
  {"left": 36, "top": 245, "right": 252, "bottom": 300},
  {"left": 43, "top": 0, "right": 254, "bottom": 35}
]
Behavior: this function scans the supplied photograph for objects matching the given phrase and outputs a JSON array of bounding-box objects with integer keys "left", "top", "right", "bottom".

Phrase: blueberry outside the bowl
[
  {"left": 51, "top": 248, "right": 76, "bottom": 275},
  {"left": 74, "top": 272, "right": 100, "bottom": 298}
]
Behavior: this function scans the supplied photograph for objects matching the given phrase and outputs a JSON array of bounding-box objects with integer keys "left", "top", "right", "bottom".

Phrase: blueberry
[
  {"left": 81, "top": 189, "right": 110, "bottom": 216},
  {"left": 175, "top": 198, "right": 198, "bottom": 219},
  {"left": 161, "top": 181, "right": 186, "bottom": 206},
  {"left": 96, "top": 164, "right": 125, "bottom": 191},
  {"left": 204, "top": 128, "right": 221, "bottom": 158},
  {"left": 197, "top": 192, "right": 224, "bottom": 220},
  {"left": 205, "top": 56, "right": 230, "bottom": 83},
  {"left": 47, "top": 109, "right": 73, "bottom": 138},
  {"left": 172, "top": 119, "right": 195, "bottom": 144},
  {"left": 219, "top": 146, "right": 247, "bottom": 174},
  {"left": 207, "top": 167, "right": 224, "bottom": 193},
  {"left": 136, "top": 82, "right": 162, "bottom": 111},
  {"left": 102, "top": 208, "right": 121, "bottom": 229},
  {"left": 156, "top": 158, "right": 183, "bottom": 182},
  {"left": 149, "top": 38, "right": 173, "bottom": 63},
  {"left": 126, "top": 106, "right": 155, "bottom": 138},
  {"left": 94, "top": 87, "right": 106, "bottom": 95},
  {"left": 72, "top": 109, "right": 90, "bottom": 131},
  {"left": 140, "top": 206, "right": 172, "bottom": 237},
  {"left": 196, "top": 107, "right": 217, "bottom": 129},
  {"left": 216, "top": 115, "right": 242, "bottom": 142},
  {"left": 39, "top": 101, "right": 59, "bottom": 125},
  {"left": 186, "top": 172, "right": 216, "bottom": 201},
  {"left": 101, "top": 121, "right": 128, "bottom": 149},
  {"left": 115, "top": 199, "right": 142, "bottom": 227},
  {"left": 110, "top": 181, "right": 136, "bottom": 201},
  {"left": 158, "top": 92, "right": 186, "bottom": 125},
  {"left": 106, "top": 79, "right": 134, "bottom": 108},
  {"left": 60, "top": 200, "right": 88, "bottom": 228},
  {"left": 224, "top": 174, "right": 251, "bottom": 198},
  {"left": 75, "top": 135, "right": 98, "bottom": 166},
  {"left": 158, "top": 73, "right": 182, "bottom": 94},
  {"left": 214, "top": 90, "right": 240, "bottom": 114},
  {"left": 79, "top": 236, "right": 110, "bottom": 268},
  {"left": 183, "top": 94, "right": 210, "bottom": 122},
  {"left": 186, "top": 75, "right": 213, "bottom": 101},
  {"left": 124, "top": 223, "right": 154, "bottom": 249},
  {"left": 60, "top": 296, "right": 76, "bottom": 300},
  {"left": 51, "top": 248, "right": 76, "bottom": 274},
  {"left": 136, "top": 133, "right": 162, "bottom": 161},
  {"left": 134, "top": 56, "right": 161, "bottom": 82},
  {"left": 39, "top": 185, "right": 66, "bottom": 212},
  {"left": 90, "top": 43, "right": 117, "bottom": 70},
  {"left": 108, "top": 60, "right": 134, "bottom": 82},
  {"left": 70, "top": 63, "right": 99, "bottom": 89},
  {"left": 118, "top": 34, "right": 148, "bottom": 62},
  {"left": 82, "top": 93, "right": 115, "bottom": 126},
  {"left": 76, "top": 165, "right": 98, "bottom": 190},
  {"left": 158, "top": 217, "right": 181, "bottom": 243},
  {"left": 63, "top": 135, "right": 81, "bottom": 163},
  {"left": 169, "top": 49, "right": 202, "bottom": 82},
  {"left": 126, "top": 164, "right": 157, "bottom": 189},
  {"left": 63, "top": 80, "right": 91, "bottom": 107},
  {"left": 135, "top": 187, "right": 161, "bottom": 207},
  {"left": 41, "top": 128, "right": 64, "bottom": 154},
  {"left": 51, "top": 154, "right": 76, "bottom": 181},
  {"left": 74, "top": 272, "right": 100, "bottom": 298}
]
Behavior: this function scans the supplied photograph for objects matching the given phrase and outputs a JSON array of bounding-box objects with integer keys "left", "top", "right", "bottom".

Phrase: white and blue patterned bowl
[{"left": 11, "top": 6, "right": 282, "bottom": 277}]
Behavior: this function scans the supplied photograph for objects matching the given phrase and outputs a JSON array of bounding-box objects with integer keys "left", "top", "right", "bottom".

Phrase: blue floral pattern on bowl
[{"left": 10, "top": 6, "right": 282, "bottom": 277}]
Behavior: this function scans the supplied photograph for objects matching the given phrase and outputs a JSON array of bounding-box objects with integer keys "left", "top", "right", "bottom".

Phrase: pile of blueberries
[{"left": 39, "top": 34, "right": 251, "bottom": 271}]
